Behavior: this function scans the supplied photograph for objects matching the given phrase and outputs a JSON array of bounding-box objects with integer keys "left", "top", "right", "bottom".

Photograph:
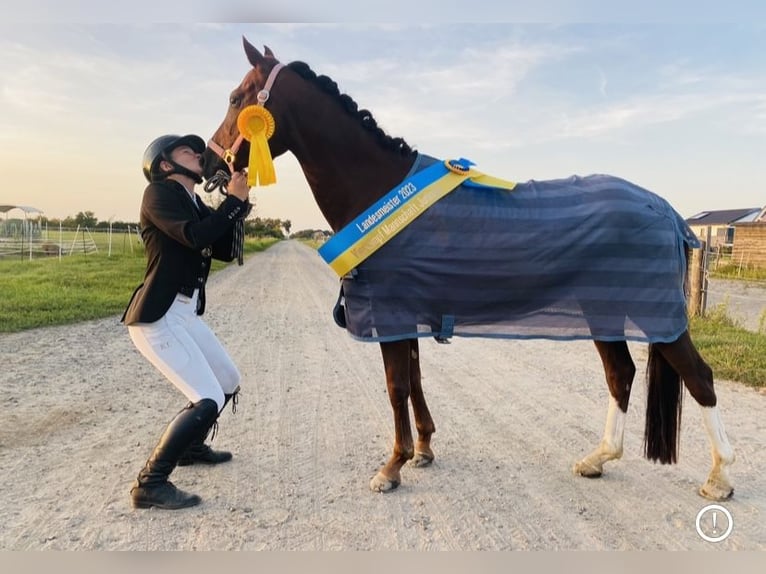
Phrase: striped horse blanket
[{"left": 335, "top": 154, "right": 700, "bottom": 343}]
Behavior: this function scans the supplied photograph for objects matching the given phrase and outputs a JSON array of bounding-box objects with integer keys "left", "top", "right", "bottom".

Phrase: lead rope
[
  {"left": 203, "top": 169, "right": 246, "bottom": 266},
  {"left": 233, "top": 218, "right": 245, "bottom": 265},
  {"left": 203, "top": 169, "right": 231, "bottom": 195}
]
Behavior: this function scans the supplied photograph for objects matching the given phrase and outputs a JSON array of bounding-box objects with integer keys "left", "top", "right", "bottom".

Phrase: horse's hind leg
[
  {"left": 653, "top": 331, "right": 734, "bottom": 500},
  {"left": 370, "top": 340, "right": 415, "bottom": 492},
  {"left": 574, "top": 341, "right": 636, "bottom": 478},
  {"left": 407, "top": 339, "right": 435, "bottom": 467}
]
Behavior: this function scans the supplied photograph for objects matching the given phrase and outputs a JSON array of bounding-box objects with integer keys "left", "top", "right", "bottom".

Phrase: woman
[{"left": 122, "top": 133, "right": 251, "bottom": 509}]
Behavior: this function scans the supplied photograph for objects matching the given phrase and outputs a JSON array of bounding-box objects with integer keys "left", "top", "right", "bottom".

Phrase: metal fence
[{"left": 0, "top": 224, "right": 143, "bottom": 260}]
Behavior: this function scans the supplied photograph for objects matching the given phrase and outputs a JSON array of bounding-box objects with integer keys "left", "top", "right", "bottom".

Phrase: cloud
[{"left": 597, "top": 66, "right": 608, "bottom": 96}]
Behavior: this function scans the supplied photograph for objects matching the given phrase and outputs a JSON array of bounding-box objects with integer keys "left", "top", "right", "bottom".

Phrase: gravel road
[{"left": 0, "top": 240, "right": 763, "bottom": 550}]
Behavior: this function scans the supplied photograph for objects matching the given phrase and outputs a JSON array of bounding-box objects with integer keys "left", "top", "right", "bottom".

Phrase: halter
[{"left": 205, "top": 63, "right": 285, "bottom": 195}]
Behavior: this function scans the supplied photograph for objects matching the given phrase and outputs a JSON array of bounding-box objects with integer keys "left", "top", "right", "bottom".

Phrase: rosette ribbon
[{"left": 236, "top": 105, "right": 277, "bottom": 186}]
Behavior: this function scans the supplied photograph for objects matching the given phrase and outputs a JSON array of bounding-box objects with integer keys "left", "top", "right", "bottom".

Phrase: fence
[
  {"left": 687, "top": 242, "right": 708, "bottom": 317},
  {"left": 686, "top": 240, "right": 752, "bottom": 318},
  {"left": 0, "top": 224, "right": 143, "bottom": 261}
]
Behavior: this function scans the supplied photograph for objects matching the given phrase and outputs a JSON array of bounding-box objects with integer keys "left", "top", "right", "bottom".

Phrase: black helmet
[{"left": 142, "top": 134, "right": 206, "bottom": 182}]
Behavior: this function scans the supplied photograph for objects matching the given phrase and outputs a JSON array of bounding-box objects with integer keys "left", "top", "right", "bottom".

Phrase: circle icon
[{"left": 695, "top": 504, "right": 733, "bottom": 543}]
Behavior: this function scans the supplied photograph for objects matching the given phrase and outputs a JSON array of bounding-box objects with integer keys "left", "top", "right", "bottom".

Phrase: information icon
[{"left": 695, "top": 504, "right": 733, "bottom": 543}]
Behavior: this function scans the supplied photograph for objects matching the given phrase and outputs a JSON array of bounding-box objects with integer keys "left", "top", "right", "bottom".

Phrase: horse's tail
[{"left": 643, "top": 343, "right": 683, "bottom": 464}]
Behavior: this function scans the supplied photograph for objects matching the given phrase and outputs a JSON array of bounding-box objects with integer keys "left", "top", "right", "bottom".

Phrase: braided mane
[{"left": 287, "top": 61, "right": 416, "bottom": 158}]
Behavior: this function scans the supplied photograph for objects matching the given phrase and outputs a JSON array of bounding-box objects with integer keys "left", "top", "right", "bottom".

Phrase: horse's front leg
[
  {"left": 574, "top": 341, "right": 635, "bottom": 477},
  {"left": 370, "top": 340, "right": 414, "bottom": 492},
  {"left": 407, "top": 339, "right": 435, "bottom": 467}
]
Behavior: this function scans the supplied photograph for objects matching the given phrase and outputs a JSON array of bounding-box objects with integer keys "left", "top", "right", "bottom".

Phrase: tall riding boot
[
  {"left": 177, "top": 388, "right": 239, "bottom": 467},
  {"left": 130, "top": 398, "right": 218, "bottom": 509}
]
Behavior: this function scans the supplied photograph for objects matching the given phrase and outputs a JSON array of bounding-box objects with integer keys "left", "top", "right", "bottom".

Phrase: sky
[{"left": 1, "top": 16, "right": 764, "bottom": 232}]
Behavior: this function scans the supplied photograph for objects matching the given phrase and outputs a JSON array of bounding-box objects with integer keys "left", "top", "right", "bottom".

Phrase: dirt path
[{"left": 1, "top": 240, "right": 764, "bottom": 550}]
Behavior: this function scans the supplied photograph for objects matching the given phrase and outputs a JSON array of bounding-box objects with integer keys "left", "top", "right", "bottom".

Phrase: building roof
[
  {"left": 685, "top": 207, "right": 761, "bottom": 226},
  {"left": 0, "top": 205, "right": 44, "bottom": 215}
]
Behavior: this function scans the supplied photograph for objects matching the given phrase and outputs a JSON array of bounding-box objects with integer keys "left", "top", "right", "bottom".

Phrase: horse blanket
[{"left": 335, "top": 153, "right": 700, "bottom": 343}]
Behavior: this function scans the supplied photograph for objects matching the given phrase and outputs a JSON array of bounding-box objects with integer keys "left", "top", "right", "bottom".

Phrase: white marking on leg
[
  {"left": 573, "top": 396, "right": 627, "bottom": 477},
  {"left": 699, "top": 405, "right": 735, "bottom": 500},
  {"left": 701, "top": 406, "right": 735, "bottom": 464},
  {"left": 601, "top": 395, "right": 627, "bottom": 457}
]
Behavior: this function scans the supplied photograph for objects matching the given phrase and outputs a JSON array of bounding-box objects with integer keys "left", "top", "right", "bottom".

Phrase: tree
[
  {"left": 244, "top": 217, "right": 285, "bottom": 239},
  {"left": 74, "top": 211, "right": 98, "bottom": 228}
]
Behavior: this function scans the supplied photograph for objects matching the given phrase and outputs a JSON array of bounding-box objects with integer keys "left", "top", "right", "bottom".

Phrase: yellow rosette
[{"left": 237, "top": 105, "right": 277, "bottom": 186}]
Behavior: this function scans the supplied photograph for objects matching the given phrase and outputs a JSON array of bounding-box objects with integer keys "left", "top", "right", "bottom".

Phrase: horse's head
[
  {"left": 203, "top": 37, "right": 290, "bottom": 182},
  {"left": 204, "top": 36, "right": 418, "bottom": 230}
]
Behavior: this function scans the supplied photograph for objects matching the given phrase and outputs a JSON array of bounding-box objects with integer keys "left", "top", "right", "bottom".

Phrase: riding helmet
[{"left": 142, "top": 134, "right": 206, "bottom": 182}]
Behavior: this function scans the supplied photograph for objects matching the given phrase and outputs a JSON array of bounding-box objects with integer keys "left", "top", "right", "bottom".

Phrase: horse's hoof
[
  {"left": 369, "top": 472, "right": 400, "bottom": 493},
  {"left": 573, "top": 460, "right": 603, "bottom": 478},
  {"left": 699, "top": 483, "right": 734, "bottom": 501},
  {"left": 411, "top": 451, "right": 434, "bottom": 468}
]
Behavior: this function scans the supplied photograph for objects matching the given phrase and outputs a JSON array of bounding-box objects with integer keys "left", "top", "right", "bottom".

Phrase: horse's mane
[{"left": 287, "top": 61, "right": 416, "bottom": 158}]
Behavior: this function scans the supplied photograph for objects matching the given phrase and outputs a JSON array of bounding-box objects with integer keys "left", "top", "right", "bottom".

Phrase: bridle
[
  {"left": 204, "top": 62, "right": 284, "bottom": 266},
  {"left": 204, "top": 62, "right": 285, "bottom": 195}
]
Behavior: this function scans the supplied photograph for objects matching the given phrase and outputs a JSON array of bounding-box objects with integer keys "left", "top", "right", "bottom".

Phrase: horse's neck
[{"left": 285, "top": 102, "right": 415, "bottom": 232}]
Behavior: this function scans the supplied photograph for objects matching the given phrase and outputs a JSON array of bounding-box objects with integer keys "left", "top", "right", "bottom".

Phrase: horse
[{"left": 202, "top": 37, "right": 735, "bottom": 500}]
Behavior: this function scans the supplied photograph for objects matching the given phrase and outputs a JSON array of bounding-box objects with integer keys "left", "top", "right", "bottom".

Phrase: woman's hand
[{"left": 228, "top": 171, "right": 251, "bottom": 202}]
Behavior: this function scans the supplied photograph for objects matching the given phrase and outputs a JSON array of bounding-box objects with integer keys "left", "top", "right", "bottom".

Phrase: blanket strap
[{"left": 434, "top": 314, "right": 455, "bottom": 343}]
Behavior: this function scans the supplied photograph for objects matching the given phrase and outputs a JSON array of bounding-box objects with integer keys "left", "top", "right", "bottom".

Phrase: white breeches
[{"left": 128, "top": 290, "right": 241, "bottom": 411}]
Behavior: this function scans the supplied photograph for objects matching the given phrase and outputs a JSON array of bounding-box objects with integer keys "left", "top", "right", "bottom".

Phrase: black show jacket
[{"left": 121, "top": 179, "right": 248, "bottom": 325}]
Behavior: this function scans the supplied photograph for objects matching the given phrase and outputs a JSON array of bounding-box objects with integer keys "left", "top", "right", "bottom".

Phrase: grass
[
  {"left": 688, "top": 302, "right": 766, "bottom": 388},
  {"left": 0, "top": 237, "right": 279, "bottom": 332},
  {"left": 709, "top": 261, "right": 766, "bottom": 282}
]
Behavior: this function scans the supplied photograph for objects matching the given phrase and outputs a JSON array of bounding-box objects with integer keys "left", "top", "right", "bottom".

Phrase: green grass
[
  {"left": 709, "top": 261, "right": 766, "bottom": 281},
  {"left": 0, "top": 237, "right": 279, "bottom": 332},
  {"left": 0, "top": 252, "right": 145, "bottom": 331},
  {"left": 689, "top": 303, "right": 766, "bottom": 388}
]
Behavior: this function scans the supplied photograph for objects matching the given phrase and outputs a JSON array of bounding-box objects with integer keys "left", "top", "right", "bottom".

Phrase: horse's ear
[
  {"left": 264, "top": 45, "right": 275, "bottom": 58},
  {"left": 243, "top": 36, "right": 265, "bottom": 67}
]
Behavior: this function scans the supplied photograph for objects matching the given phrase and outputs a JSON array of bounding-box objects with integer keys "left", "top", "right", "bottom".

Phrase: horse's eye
[{"left": 229, "top": 95, "right": 241, "bottom": 108}]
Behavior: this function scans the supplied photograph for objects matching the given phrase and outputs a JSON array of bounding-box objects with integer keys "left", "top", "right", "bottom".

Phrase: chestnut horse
[{"left": 203, "top": 37, "right": 735, "bottom": 500}]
